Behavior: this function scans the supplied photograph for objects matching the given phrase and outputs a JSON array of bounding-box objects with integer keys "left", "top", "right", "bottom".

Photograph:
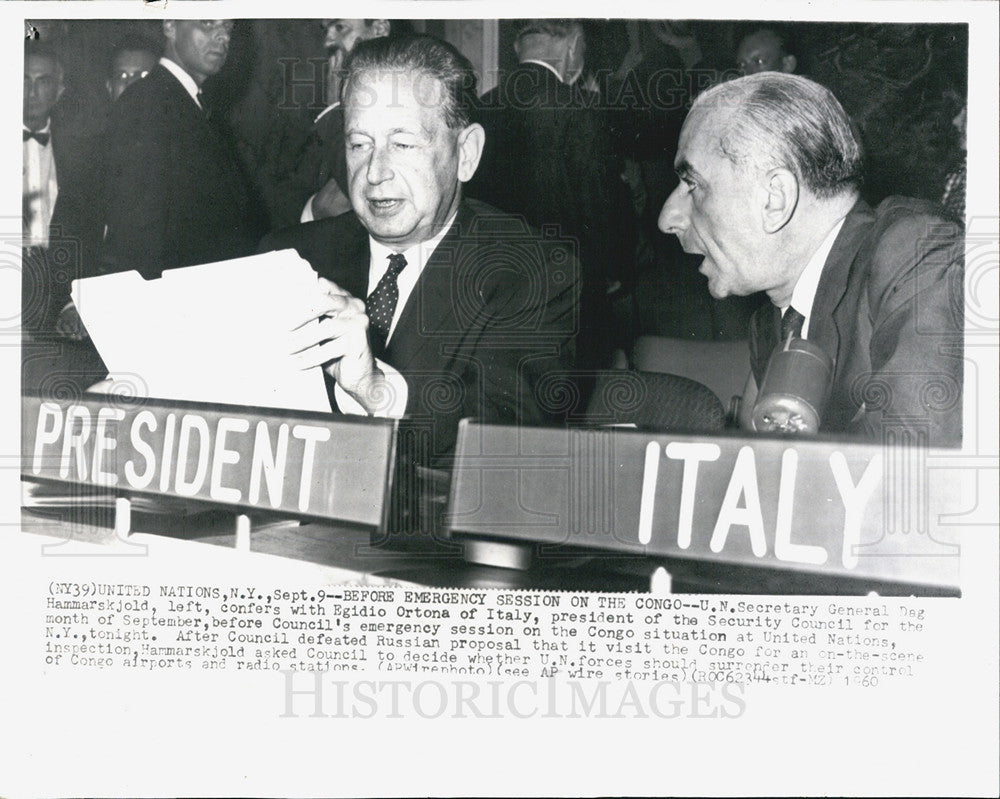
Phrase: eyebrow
[
  {"left": 345, "top": 126, "right": 434, "bottom": 140},
  {"left": 674, "top": 158, "right": 702, "bottom": 181}
]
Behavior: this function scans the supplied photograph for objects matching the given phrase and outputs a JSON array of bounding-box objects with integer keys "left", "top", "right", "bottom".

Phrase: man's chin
[
  {"left": 702, "top": 273, "right": 733, "bottom": 300},
  {"left": 362, "top": 217, "right": 421, "bottom": 249}
]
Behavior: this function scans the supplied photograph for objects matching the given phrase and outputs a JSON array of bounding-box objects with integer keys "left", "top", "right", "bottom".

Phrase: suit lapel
[
  {"left": 808, "top": 199, "right": 874, "bottom": 388},
  {"left": 384, "top": 203, "right": 470, "bottom": 372},
  {"left": 328, "top": 216, "right": 370, "bottom": 298}
]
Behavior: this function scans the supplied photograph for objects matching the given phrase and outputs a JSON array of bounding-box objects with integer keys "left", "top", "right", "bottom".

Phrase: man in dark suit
[
  {"left": 471, "top": 19, "right": 629, "bottom": 369},
  {"left": 100, "top": 20, "right": 264, "bottom": 279},
  {"left": 22, "top": 43, "right": 102, "bottom": 336},
  {"left": 658, "top": 72, "right": 963, "bottom": 446},
  {"left": 262, "top": 34, "right": 578, "bottom": 462}
]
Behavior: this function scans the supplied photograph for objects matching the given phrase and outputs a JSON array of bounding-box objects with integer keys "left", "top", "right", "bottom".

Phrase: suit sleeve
[{"left": 852, "top": 210, "right": 964, "bottom": 446}]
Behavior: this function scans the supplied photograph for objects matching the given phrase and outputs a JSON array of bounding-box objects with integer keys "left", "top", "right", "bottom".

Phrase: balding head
[{"left": 691, "top": 72, "right": 862, "bottom": 199}]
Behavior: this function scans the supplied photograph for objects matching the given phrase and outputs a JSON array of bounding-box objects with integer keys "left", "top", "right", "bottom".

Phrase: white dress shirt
[
  {"left": 366, "top": 212, "right": 457, "bottom": 342},
  {"left": 785, "top": 216, "right": 847, "bottom": 337},
  {"left": 519, "top": 58, "right": 567, "bottom": 83},
  {"left": 23, "top": 123, "right": 57, "bottom": 247},
  {"left": 333, "top": 213, "right": 458, "bottom": 417}
]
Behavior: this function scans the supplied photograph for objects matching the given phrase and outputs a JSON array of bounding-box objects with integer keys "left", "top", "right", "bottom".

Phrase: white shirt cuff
[
  {"left": 300, "top": 195, "right": 316, "bottom": 223},
  {"left": 333, "top": 359, "right": 408, "bottom": 418}
]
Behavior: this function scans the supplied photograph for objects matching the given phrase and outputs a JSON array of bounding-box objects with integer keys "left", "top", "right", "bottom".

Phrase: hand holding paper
[{"left": 291, "top": 278, "right": 399, "bottom": 416}]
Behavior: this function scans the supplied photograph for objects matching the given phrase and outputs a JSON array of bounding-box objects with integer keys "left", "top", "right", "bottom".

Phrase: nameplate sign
[
  {"left": 22, "top": 393, "right": 396, "bottom": 528},
  {"left": 446, "top": 421, "right": 963, "bottom": 590}
]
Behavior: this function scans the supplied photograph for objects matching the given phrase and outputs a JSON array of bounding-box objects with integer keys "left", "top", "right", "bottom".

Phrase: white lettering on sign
[
  {"left": 633, "top": 438, "right": 885, "bottom": 571},
  {"left": 158, "top": 413, "right": 177, "bottom": 493},
  {"left": 60, "top": 405, "right": 92, "bottom": 481},
  {"left": 249, "top": 421, "right": 289, "bottom": 508},
  {"left": 710, "top": 446, "right": 768, "bottom": 557},
  {"left": 774, "top": 448, "right": 827, "bottom": 565},
  {"left": 175, "top": 414, "right": 210, "bottom": 496},
  {"left": 830, "top": 451, "right": 883, "bottom": 569},
  {"left": 292, "top": 424, "right": 331, "bottom": 512},
  {"left": 664, "top": 441, "right": 721, "bottom": 549},
  {"left": 25, "top": 399, "right": 391, "bottom": 524},
  {"left": 637, "top": 441, "right": 660, "bottom": 545},
  {"left": 210, "top": 417, "right": 250, "bottom": 503},
  {"left": 125, "top": 411, "right": 157, "bottom": 488},
  {"left": 32, "top": 402, "right": 63, "bottom": 475},
  {"left": 92, "top": 408, "right": 125, "bottom": 486}
]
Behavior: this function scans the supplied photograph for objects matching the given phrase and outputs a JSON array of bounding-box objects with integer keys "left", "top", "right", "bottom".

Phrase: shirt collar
[
  {"left": 788, "top": 216, "right": 847, "bottom": 336},
  {"left": 368, "top": 210, "right": 459, "bottom": 275},
  {"left": 314, "top": 101, "right": 341, "bottom": 125},
  {"left": 520, "top": 59, "right": 566, "bottom": 83},
  {"left": 159, "top": 56, "right": 202, "bottom": 105},
  {"left": 24, "top": 121, "right": 52, "bottom": 136}
]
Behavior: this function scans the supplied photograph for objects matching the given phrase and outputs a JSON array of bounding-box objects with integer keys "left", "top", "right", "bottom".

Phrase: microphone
[{"left": 751, "top": 337, "right": 833, "bottom": 435}]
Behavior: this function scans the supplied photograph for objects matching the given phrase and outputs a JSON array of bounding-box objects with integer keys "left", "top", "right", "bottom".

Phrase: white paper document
[{"left": 70, "top": 250, "right": 332, "bottom": 413}]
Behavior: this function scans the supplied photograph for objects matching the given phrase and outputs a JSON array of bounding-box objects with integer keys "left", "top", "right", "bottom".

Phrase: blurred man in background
[
  {"left": 100, "top": 20, "right": 265, "bottom": 278},
  {"left": 22, "top": 42, "right": 102, "bottom": 336},
  {"left": 106, "top": 37, "right": 158, "bottom": 101},
  {"left": 472, "top": 19, "right": 629, "bottom": 370},
  {"left": 269, "top": 19, "right": 412, "bottom": 227},
  {"left": 736, "top": 26, "right": 798, "bottom": 75}
]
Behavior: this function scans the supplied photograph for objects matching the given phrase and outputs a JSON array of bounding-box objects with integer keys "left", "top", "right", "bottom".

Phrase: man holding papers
[{"left": 262, "top": 34, "right": 579, "bottom": 460}]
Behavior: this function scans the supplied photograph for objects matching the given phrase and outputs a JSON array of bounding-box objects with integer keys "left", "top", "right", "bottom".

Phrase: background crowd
[{"left": 23, "top": 18, "right": 968, "bottom": 356}]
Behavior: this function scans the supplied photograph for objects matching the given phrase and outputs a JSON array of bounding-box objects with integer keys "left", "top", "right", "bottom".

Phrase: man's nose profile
[{"left": 658, "top": 188, "right": 687, "bottom": 235}]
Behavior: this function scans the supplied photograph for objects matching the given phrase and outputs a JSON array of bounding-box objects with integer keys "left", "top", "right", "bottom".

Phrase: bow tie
[{"left": 23, "top": 129, "right": 50, "bottom": 146}]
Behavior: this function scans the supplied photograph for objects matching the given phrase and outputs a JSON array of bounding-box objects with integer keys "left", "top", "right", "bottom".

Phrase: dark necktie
[
  {"left": 780, "top": 306, "right": 806, "bottom": 344},
  {"left": 23, "top": 129, "right": 50, "bottom": 146},
  {"left": 366, "top": 253, "right": 407, "bottom": 358},
  {"left": 752, "top": 305, "right": 806, "bottom": 387}
]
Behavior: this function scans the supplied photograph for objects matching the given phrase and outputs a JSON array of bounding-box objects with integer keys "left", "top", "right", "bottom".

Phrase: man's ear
[
  {"left": 762, "top": 168, "right": 798, "bottom": 233},
  {"left": 163, "top": 20, "right": 176, "bottom": 43},
  {"left": 781, "top": 54, "right": 797, "bottom": 73},
  {"left": 456, "top": 122, "right": 485, "bottom": 183},
  {"left": 370, "top": 19, "right": 390, "bottom": 38}
]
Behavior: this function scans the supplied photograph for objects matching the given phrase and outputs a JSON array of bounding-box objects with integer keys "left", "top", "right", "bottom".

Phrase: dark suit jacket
[
  {"left": 100, "top": 64, "right": 264, "bottom": 278},
  {"left": 266, "top": 103, "right": 348, "bottom": 229},
  {"left": 470, "top": 63, "right": 631, "bottom": 367},
  {"left": 260, "top": 198, "right": 579, "bottom": 459},
  {"left": 750, "top": 197, "right": 964, "bottom": 446}
]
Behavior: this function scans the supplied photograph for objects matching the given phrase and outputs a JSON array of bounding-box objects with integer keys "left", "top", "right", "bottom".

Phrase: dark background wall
[{"left": 31, "top": 18, "right": 967, "bottom": 217}]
